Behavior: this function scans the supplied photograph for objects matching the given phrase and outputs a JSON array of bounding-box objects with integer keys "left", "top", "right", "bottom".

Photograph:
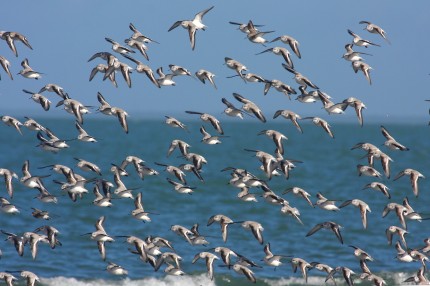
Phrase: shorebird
[
  {"left": 295, "top": 86, "right": 318, "bottom": 103},
  {"left": 164, "top": 264, "right": 185, "bottom": 276},
  {"left": 0, "top": 56, "right": 13, "bottom": 80},
  {"left": 221, "top": 97, "right": 249, "bottom": 119},
  {"left": 386, "top": 225, "right": 408, "bottom": 248},
  {"left": 20, "top": 160, "right": 50, "bottom": 193},
  {"left": 200, "top": 125, "right": 227, "bottom": 144},
  {"left": 273, "top": 109, "right": 303, "bottom": 133},
  {"left": 119, "top": 155, "right": 144, "bottom": 172},
  {"left": 195, "top": 69, "right": 217, "bottom": 89},
  {"left": 258, "top": 129, "right": 287, "bottom": 155},
  {"left": 229, "top": 21, "right": 264, "bottom": 34},
  {"left": 343, "top": 97, "right": 366, "bottom": 126},
  {"left": 326, "top": 266, "right": 356, "bottom": 286},
  {"left": 54, "top": 169, "right": 91, "bottom": 202},
  {"left": 348, "top": 29, "right": 381, "bottom": 48},
  {"left": 106, "top": 262, "right": 128, "bottom": 276},
  {"left": 122, "top": 54, "right": 160, "bottom": 88},
  {"left": 212, "top": 246, "right": 238, "bottom": 268},
  {"left": 271, "top": 34, "right": 301, "bottom": 58},
  {"left": 169, "top": 64, "right": 193, "bottom": 78},
  {"left": 318, "top": 91, "right": 348, "bottom": 115},
  {"left": 237, "top": 187, "right": 258, "bottom": 202},
  {"left": 170, "top": 224, "right": 193, "bottom": 245},
  {"left": 244, "top": 149, "right": 277, "bottom": 179},
  {"left": 359, "top": 21, "right": 390, "bottom": 43},
  {"left": 112, "top": 172, "right": 136, "bottom": 199},
  {"left": 154, "top": 252, "right": 182, "bottom": 272},
  {"left": 240, "top": 221, "right": 264, "bottom": 245},
  {"left": 349, "top": 245, "right": 374, "bottom": 262},
  {"left": 0, "top": 197, "right": 19, "bottom": 214},
  {"left": 306, "top": 221, "right": 343, "bottom": 244},
  {"left": 245, "top": 20, "right": 274, "bottom": 45},
  {"left": 56, "top": 98, "right": 90, "bottom": 125},
  {"left": 192, "top": 251, "right": 219, "bottom": 280},
  {"left": 380, "top": 125, "right": 409, "bottom": 151},
  {"left": 310, "top": 262, "right": 335, "bottom": 283},
  {"left": 1, "top": 230, "right": 25, "bottom": 256},
  {"left": 185, "top": 110, "right": 224, "bottom": 134},
  {"left": 110, "top": 107, "right": 129, "bottom": 133},
  {"left": 402, "top": 197, "right": 427, "bottom": 223},
  {"left": 352, "top": 60, "right": 373, "bottom": 85},
  {"left": 256, "top": 46, "right": 294, "bottom": 68},
  {"left": 339, "top": 199, "right": 371, "bottom": 229},
  {"left": 207, "top": 214, "right": 234, "bottom": 243},
  {"left": 128, "top": 22, "right": 159, "bottom": 44},
  {"left": 393, "top": 168, "right": 425, "bottom": 197},
  {"left": 189, "top": 223, "right": 209, "bottom": 246},
  {"left": 229, "top": 71, "right": 266, "bottom": 84},
  {"left": 74, "top": 158, "right": 102, "bottom": 176},
  {"left": 382, "top": 202, "right": 408, "bottom": 229},
  {"left": 0, "top": 168, "right": 18, "bottom": 198},
  {"left": 85, "top": 216, "right": 115, "bottom": 260},
  {"left": 167, "top": 139, "right": 190, "bottom": 157},
  {"left": 264, "top": 79, "right": 296, "bottom": 99},
  {"left": 105, "top": 37, "right": 134, "bottom": 54},
  {"left": 283, "top": 65, "right": 319, "bottom": 89},
  {"left": 291, "top": 257, "right": 312, "bottom": 283},
  {"left": 165, "top": 116, "right": 188, "bottom": 131},
  {"left": 168, "top": 6, "right": 214, "bottom": 50},
  {"left": 263, "top": 242, "right": 291, "bottom": 269},
  {"left": 156, "top": 66, "right": 176, "bottom": 86},
  {"left": 101, "top": 58, "right": 133, "bottom": 88},
  {"left": 302, "top": 117, "right": 334, "bottom": 138},
  {"left": 1, "top": 115, "right": 23, "bottom": 135},
  {"left": 395, "top": 241, "right": 413, "bottom": 262},
  {"left": 92, "top": 184, "right": 113, "bottom": 207},
  {"left": 0, "top": 31, "right": 32, "bottom": 57},
  {"left": 31, "top": 208, "right": 51, "bottom": 220},
  {"left": 20, "top": 271, "right": 40, "bottom": 286},
  {"left": 23, "top": 117, "right": 47, "bottom": 132},
  {"left": 88, "top": 51, "right": 117, "bottom": 66},
  {"left": 233, "top": 93, "right": 266, "bottom": 123},
  {"left": 18, "top": 58, "right": 42, "bottom": 79},
  {"left": 124, "top": 38, "right": 149, "bottom": 60},
  {"left": 362, "top": 182, "right": 391, "bottom": 199},
  {"left": 0, "top": 272, "right": 17, "bottom": 285},
  {"left": 75, "top": 121, "right": 97, "bottom": 142},
  {"left": 357, "top": 164, "right": 382, "bottom": 178},
  {"left": 342, "top": 43, "right": 372, "bottom": 62},
  {"left": 34, "top": 188, "right": 58, "bottom": 204},
  {"left": 232, "top": 263, "right": 257, "bottom": 283},
  {"left": 420, "top": 238, "right": 430, "bottom": 253},
  {"left": 131, "top": 192, "right": 154, "bottom": 222},
  {"left": 166, "top": 178, "right": 195, "bottom": 194},
  {"left": 39, "top": 83, "right": 68, "bottom": 99},
  {"left": 224, "top": 57, "right": 247, "bottom": 80},
  {"left": 283, "top": 187, "right": 313, "bottom": 207},
  {"left": 89, "top": 63, "right": 118, "bottom": 87},
  {"left": 23, "top": 231, "right": 50, "bottom": 260},
  {"left": 36, "top": 128, "right": 70, "bottom": 153},
  {"left": 404, "top": 266, "right": 429, "bottom": 285},
  {"left": 154, "top": 162, "right": 187, "bottom": 184}
]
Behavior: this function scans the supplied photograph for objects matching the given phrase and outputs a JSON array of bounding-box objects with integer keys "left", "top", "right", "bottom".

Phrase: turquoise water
[{"left": 0, "top": 118, "right": 428, "bottom": 285}]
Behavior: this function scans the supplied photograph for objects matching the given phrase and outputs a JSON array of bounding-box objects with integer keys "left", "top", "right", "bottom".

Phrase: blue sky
[{"left": 1, "top": 1, "right": 429, "bottom": 123}]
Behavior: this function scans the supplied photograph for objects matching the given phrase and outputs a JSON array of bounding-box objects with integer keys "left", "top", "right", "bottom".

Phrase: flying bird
[{"left": 168, "top": 6, "right": 214, "bottom": 50}]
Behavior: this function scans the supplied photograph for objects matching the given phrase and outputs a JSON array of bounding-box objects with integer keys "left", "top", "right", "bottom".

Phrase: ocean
[{"left": 0, "top": 117, "right": 428, "bottom": 286}]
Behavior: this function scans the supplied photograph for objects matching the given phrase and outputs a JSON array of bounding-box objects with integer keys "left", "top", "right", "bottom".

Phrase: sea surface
[{"left": 0, "top": 117, "right": 429, "bottom": 286}]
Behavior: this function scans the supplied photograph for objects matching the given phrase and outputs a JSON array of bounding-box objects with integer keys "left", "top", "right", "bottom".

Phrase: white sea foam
[{"left": 41, "top": 274, "right": 216, "bottom": 286}]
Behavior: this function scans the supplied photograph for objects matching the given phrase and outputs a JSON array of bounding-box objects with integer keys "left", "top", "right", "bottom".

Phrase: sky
[{"left": 1, "top": 0, "right": 430, "bottom": 124}]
